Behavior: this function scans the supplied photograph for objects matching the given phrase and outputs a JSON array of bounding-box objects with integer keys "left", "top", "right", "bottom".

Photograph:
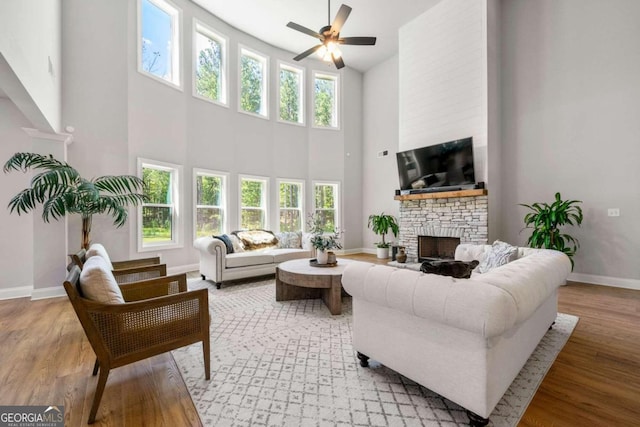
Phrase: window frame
[
  {"left": 137, "top": 158, "right": 183, "bottom": 252},
  {"left": 238, "top": 45, "right": 269, "bottom": 119},
  {"left": 238, "top": 174, "right": 269, "bottom": 230},
  {"left": 312, "top": 70, "right": 340, "bottom": 130},
  {"left": 277, "top": 61, "right": 305, "bottom": 126},
  {"left": 312, "top": 180, "right": 340, "bottom": 232},
  {"left": 137, "top": 0, "right": 183, "bottom": 90},
  {"left": 276, "top": 178, "right": 305, "bottom": 233},
  {"left": 192, "top": 19, "right": 228, "bottom": 107},
  {"left": 193, "top": 168, "right": 229, "bottom": 240}
]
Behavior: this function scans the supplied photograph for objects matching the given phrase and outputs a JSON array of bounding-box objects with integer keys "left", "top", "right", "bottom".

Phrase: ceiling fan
[{"left": 286, "top": 1, "right": 377, "bottom": 69}]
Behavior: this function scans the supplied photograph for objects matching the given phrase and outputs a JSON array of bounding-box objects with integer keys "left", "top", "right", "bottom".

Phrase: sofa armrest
[
  {"left": 194, "top": 236, "right": 226, "bottom": 255},
  {"left": 342, "top": 262, "right": 519, "bottom": 338},
  {"left": 194, "top": 236, "right": 226, "bottom": 282}
]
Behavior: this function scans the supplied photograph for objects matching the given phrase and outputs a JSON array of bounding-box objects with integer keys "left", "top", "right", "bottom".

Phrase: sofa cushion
[
  {"left": 80, "top": 256, "right": 124, "bottom": 304},
  {"left": 264, "top": 248, "right": 311, "bottom": 263},
  {"left": 477, "top": 240, "right": 518, "bottom": 273},
  {"left": 213, "top": 234, "right": 234, "bottom": 253},
  {"left": 86, "top": 243, "right": 114, "bottom": 270},
  {"left": 420, "top": 260, "right": 479, "bottom": 279},
  {"left": 275, "top": 231, "right": 302, "bottom": 249},
  {"left": 233, "top": 230, "right": 279, "bottom": 250},
  {"left": 226, "top": 251, "right": 275, "bottom": 268}
]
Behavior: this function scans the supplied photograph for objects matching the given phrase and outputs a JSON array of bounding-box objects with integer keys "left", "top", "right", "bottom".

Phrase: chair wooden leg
[
  {"left": 88, "top": 366, "right": 110, "bottom": 424},
  {"left": 92, "top": 358, "right": 99, "bottom": 376},
  {"left": 203, "top": 339, "right": 211, "bottom": 380}
]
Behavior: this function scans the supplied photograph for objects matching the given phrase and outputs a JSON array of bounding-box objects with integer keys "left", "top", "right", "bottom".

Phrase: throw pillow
[
  {"left": 213, "top": 234, "right": 234, "bottom": 254},
  {"left": 228, "top": 234, "right": 245, "bottom": 253},
  {"left": 420, "top": 260, "right": 480, "bottom": 279},
  {"left": 79, "top": 256, "right": 125, "bottom": 304},
  {"left": 301, "top": 232, "right": 313, "bottom": 251},
  {"left": 232, "top": 229, "right": 279, "bottom": 250},
  {"left": 86, "top": 243, "right": 114, "bottom": 270},
  {"left": 477, "top": 240, "right": 518, "bottom": 273},
  {"left": 276, "top": 231, "right": 302, "bottom": 249}
]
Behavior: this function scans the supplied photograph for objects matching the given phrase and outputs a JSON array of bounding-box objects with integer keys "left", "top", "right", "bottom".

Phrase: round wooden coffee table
[{"left": 275, "top": 258, "right": 354, "bottom": 315}]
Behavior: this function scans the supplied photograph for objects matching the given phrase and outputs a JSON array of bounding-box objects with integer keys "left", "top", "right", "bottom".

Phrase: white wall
[
  {"left": 398, "top": 0, "right": 488, "bottom": 185},
  {"left": 60, "top": 0, "right": 363, "bottom": 270},
  {"left": 362, "top": 55, "right": 400, "bottom": 250},
  {"left": 0, "top": 100, "right": 34, "bottom": 295},
  {"left": 500, "top": 0, "right": 640, "bottom": 284},
  {"left": 0, "top": 0, "right": 61, "bottom": 132}
]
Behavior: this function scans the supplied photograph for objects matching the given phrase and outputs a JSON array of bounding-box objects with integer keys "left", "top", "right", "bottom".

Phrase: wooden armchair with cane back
[
  {"left": 64, "top": 256, "right": 210, "bottom": 424},
  {"left": 71, "top": 243, "right": 167, "bottom": 284}
]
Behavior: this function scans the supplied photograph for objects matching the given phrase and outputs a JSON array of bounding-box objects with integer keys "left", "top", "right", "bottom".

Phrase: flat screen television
[{"left": 396, "top": 137, "right": 475, "bottom": 191}]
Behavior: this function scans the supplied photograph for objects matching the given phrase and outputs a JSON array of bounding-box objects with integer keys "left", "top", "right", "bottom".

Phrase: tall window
[
  {"left": 240, "top": 176, "right": 268, "bottom": 229},
  {"left": 313, "top": 71, "right": 339, "bottom": 128},
  {"left": 138, "top": 159, "right": 182, "bottom": 250},
  {"left": 239, "top": 47, "right": 268, "bottom": 117},
  {"left": 194, "top": 21, "right": 227, "bottom": 105},
  {"left": 194, "top": 169, "right": 227, "bottom": 238},
  {"left": 278, "top": 62, "right": 304, "bottom": 125},
  {"left": 314, "top": 182, "right": 339, "bottom": 232},
  {"left": 278, "top": 179, "right": 304, "bottom": 232},
  {"left": 138, "top": 0, "right": 181, "bottom": 87}
]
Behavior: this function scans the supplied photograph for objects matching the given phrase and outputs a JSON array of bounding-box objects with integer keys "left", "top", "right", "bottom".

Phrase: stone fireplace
[{"left": 396, "top": 190, "right": 488, "bottom": 262}]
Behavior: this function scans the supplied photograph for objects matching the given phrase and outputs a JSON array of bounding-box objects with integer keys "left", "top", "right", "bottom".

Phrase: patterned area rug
[{"left": 173, "top": 278, "right": 578, "bottom": 427}]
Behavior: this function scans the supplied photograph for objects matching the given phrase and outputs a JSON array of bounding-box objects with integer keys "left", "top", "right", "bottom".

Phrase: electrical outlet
[
  {"left": 607, "top": 208, "right": 620, "bottom": 217},
  {"left": 377, "top": 150, "right": 389, "bottom": 158}
]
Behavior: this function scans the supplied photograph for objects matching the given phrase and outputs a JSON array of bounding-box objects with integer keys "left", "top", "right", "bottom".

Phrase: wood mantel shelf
[{"left": 394, "top": 188, "right": 487, "bottom": 201}]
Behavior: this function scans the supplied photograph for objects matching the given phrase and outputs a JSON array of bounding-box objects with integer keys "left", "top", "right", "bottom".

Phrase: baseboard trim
[
  {"left": 31, "top": 286, "right": 67, "bottom": 300},
  {"left": 569, "top": 272, "right": 640, "bottom": 291},
  {"left": 360, "top": 248, "right": 376, "bottom": 255},
  {"left": 0, "top": 286, "right": 32, "bottom": 300},
  {"left": 336, "top": 248, "right": 367, "bottom": 255},
  {"left": 168, "top": 263, "right": 200, "bottom": 275}
]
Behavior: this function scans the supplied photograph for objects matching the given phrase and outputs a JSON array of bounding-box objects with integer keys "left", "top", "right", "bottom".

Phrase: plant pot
[
  {"left": 376, "top": 246, "right": 389, "bottom": 259},
  {"left": 317, "top": 250, "right": 329, "bottom": 264}
]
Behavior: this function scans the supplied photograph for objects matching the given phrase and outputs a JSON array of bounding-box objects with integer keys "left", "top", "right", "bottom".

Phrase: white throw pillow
[
  {"left": 228, "top": 234, "right": 245, "bottom": 253},
  {"left": 301, "top": 233, "right": 312, "bottom": 251},
  {"left": 86, "top": 243, "right": 114, "bottom": 270},
  {"left": 276, "top": 231, "right": 302, "bottom": 249},
  {"left": 80, "top": 256, "right": 124, "bottom": 304},
  {"left": 477, "top": 240, "right": 518, "bottom": 274}
]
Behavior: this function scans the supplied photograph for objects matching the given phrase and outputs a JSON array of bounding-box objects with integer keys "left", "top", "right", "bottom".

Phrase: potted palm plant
[
  {"left": 520, "top": 192, "right": 584, "bottom": 269},
  {"left": 367, "top": 212, "right": 400, "bottom": 259},
  {"left": 4, "top": 152, "right": 146, "bottom": 249}
]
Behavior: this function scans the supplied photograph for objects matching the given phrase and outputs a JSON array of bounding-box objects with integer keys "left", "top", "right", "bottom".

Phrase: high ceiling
[{"left": 191, "top": 0, "right": 442, "bottom": 72}]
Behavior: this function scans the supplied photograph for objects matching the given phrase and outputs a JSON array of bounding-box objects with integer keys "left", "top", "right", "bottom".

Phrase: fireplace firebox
[{"left": 418, "top": 236, "right": 460, "bottom": 261}]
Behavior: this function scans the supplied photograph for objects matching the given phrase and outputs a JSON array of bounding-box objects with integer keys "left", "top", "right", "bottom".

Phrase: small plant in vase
[
  {"left": 307, "top": 213, "right": 342, "bottom": 264},
  {"left": 367, "top": 212, "right": 399, "bottom": 259}
]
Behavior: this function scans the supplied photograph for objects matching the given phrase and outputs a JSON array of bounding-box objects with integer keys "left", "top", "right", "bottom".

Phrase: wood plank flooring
[{"left": 0, "top": 254, "right": 638, "bottom": 426}]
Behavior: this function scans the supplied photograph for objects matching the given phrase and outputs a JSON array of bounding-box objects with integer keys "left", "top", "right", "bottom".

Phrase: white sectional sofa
[
  {"left": 341, "top": 244, "right": 571, "bottom": 426},
  {"left": 193, "top": 235, "right": 311, "bottom": 288}
]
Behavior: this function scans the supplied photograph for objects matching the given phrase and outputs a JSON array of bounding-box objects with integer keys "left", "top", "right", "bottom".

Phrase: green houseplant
[
  {"left": 4, "top": 152, "right": 146, "bottom": 249},
  {"left": 520, "top": 192, "right": 584, "bottom": 269},
  {"left": 367, "top": 212, "right": 400, "bottom": 259},
  {"left": 307, "top": 212, "right": 342, "bottom": 264}
]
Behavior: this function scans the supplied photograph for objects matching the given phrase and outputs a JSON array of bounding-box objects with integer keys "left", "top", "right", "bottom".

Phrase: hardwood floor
[{"left": 0, "top": 254, "right": 638, "bottom": 426}]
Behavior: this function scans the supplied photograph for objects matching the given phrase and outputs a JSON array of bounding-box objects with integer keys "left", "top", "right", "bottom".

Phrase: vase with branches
[
  {"left": 520, "top": 192, "right": 584, "bottom": 269},
  {"left": 4, "top": 152, "right": 146, "bottom": 249}
]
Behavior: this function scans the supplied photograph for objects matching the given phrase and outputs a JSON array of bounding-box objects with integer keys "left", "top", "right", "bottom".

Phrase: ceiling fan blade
[
  {"left": 338, "top": 36, "right": 377, "bottom": 46},
  {"left": 293, "top": 45, "right": 323, "bottom": 61},
  {"left": 332, "top": 53, "right": 345, "bottom": 70},
  {"left": 330, "top": 4, "right": 352, "bottom": 36},
  {"left": 286, "top": 22, "right": 323, "bottom": 40}
]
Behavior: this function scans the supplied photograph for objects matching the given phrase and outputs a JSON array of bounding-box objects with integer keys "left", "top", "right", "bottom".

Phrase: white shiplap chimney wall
[{"left": 399, "top": 0, "right": 488, "bottom": 183}]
